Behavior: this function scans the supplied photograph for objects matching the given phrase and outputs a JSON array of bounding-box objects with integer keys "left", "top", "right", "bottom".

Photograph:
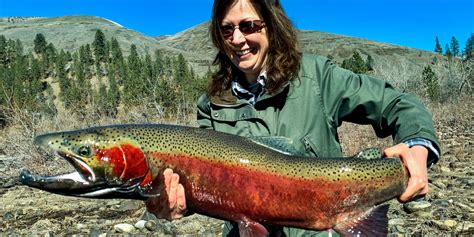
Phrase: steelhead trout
[{"left": 20, "top": 124, "right": 407, "bottom": 236}]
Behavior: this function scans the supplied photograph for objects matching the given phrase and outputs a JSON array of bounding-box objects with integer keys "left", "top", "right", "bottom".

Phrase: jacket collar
[{"left": 210, "top": 80, "right": 291, "bottom": 107}]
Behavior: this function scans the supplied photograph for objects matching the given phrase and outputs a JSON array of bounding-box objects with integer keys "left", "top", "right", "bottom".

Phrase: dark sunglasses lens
[
  {"left": 240, "top": 21, "right": 259, "bottom": 34},
  {"left": 222, "top": 25, "right": 234, "bottom": 37}
]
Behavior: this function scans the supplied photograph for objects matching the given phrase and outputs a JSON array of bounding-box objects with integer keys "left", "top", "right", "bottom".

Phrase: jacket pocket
[{"left": 302, "top": 135, "right": 320, "bottom": 158}]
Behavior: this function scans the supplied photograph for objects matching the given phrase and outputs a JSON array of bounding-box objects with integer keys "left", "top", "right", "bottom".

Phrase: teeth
[{"left": 236, "top": 49, "right": 252, "bottom": 56}]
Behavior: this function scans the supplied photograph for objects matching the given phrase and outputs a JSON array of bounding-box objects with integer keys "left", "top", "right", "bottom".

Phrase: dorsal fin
[
  {"left": 353, "top": 148, "right": 383, "bottom": 160},
  {"left": 249, "top": 136, "right": 302, "bottom": 156}
]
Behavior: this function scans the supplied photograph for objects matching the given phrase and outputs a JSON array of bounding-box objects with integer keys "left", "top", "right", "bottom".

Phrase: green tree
[
  {"left": 41, "top": 42, "right": 57, "bottom": 77},
  {"left": 123, "top": 44, "right": 143, "bottom": 104},
  {"left": 71, "top": 53, "right": 92, "bottom": 108},
  {"left": 34, "top": 33, "right": 47, "bottom": 55},
  {"left": 92, "top": 29, "right": 107, "bottom": 63},
  {"left": 56, "top": 50, "right": 72, "bottom": 106},
  {"left": 450, "top": 36, "right": 460, "bottom": 57},
  {"left": 153, "top": 49, "right": 165, "bottom": 77},
  {"left": 79, "top": 44, "right": 94, "bottom": 79},
  {"left": 445, "top": 44, "right": 452, "bottom": 58},
  {"left": 174, "top": 53, "right": 191, "bottom": 84},
  {"left": 109, "top": 38, "right": 127, "bottom": 84},
  {"left": 0, "top": 35, "right": 7, "bottom": 65},
  {"left": 27, "top": 54, "right": 43, "bottom": 97},
  {"left": 434, "top": 36, "right": 442, "bottom": 54},
  {"left": 422, "top": 65, "right": 440, "bottom": 101},
  {"left": 463, "top": 33, "right": 474, "bottom": 60},
  {"left": 106, "top": 65, "right": 120, "bottom": 117},
  {"left": 342, "top": 51, "right": 368, "bottom": 74}
]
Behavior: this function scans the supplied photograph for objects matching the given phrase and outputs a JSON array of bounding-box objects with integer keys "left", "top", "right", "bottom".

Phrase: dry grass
[
  {"left": 0, "top": 104, "right": 197, "bottom": 179},
  {"left": 1, "top": 96, "right": 472, "bottom": 178}
]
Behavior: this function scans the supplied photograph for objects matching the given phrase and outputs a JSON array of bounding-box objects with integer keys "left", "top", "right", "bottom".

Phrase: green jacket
[{"left": 196, "top": 54, "right": 439, "bottom": 236}]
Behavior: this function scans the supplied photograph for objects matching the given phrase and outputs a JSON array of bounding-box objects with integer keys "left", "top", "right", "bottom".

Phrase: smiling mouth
[{"left": 236, "top": 48, "right": 255, "bottom": 56}]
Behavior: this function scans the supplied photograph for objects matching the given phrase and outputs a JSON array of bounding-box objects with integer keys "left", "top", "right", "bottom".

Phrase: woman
[{"left": 155, "top": 0, "right": 440, "bottom": 236}]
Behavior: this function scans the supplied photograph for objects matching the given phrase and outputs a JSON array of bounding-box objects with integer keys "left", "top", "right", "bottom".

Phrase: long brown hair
[{"left": 209, "top": 0, "right": 301, "bottom": 96}]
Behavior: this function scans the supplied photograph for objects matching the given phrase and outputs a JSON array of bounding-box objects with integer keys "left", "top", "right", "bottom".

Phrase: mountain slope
[{"left": 1, "top": 16, "right": 442, "bottom": 80}]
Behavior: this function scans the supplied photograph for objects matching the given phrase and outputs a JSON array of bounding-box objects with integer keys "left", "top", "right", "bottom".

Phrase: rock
[
  {"left": 31, "top": 219, "right": 60, "bottom": 232},
  {"left": 455, "top": 221, "right": 474, "bottom": 233},
  {"left": 388, "top": 218, "right": 405, "bottom": 226},
  {"left": 432, "top": 179, "right": 447, "bottom": 189},
  {"left": 432, "top": 220, "right": 458, "bottom": 230},
  {"left": 444, "top": 220, "right": 458, "bottom": 228},
  {"left": 119, "top": 200, "right": 141, "bottom": 211},
  {"left": 44, "top": 231, "right": 54, "bottom": 237},
  {"left": 145, "top": 220, "right": 158, "bottom": 231},
  {"left": 432, "top": 199, "right": 450, "bottom": 207},
  {"left": 439, "top": 166, "right": 451, "bottom": 173},
  {"left": 114, "top": 223, "right": 136, "bottom": 233},
  {"left": 89, "top": 228, "right": 102, "bottom": 237},
  {"left": 76, "top": 223, "right": 87, "bottom": 230},
  {"left": 395, "top": 225, "right": 405, "bottom": 233},
  {"left": 3, "top": 211, "right": 14, "bottom": 221},
  {"left": 107, "top": 200, "right": 121, "bottom": 207},
  {"left": 403, "top": 200, "right": 431, "bottom": 213},
  {"left": 134, "top": 220, "right": 147, "bottom": 230}
]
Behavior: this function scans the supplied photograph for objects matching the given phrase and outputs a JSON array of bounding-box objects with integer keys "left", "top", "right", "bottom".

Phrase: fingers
[
  {"left": 383, "top": 143, "right": 409, "bottom": 158},
  {"left": 172, "top": 184, "right": 186, "bottom": 219},
  {"left": 162, "top": 168, "right": 187, "bottom": 219},
  {"left": 384, "top": 144, "right": 429, "bottom": 202}
]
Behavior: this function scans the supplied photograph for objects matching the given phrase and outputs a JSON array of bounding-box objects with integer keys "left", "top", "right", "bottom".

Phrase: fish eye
[{"left": 76, "top": 145, "right": 92, "bottom": 157}]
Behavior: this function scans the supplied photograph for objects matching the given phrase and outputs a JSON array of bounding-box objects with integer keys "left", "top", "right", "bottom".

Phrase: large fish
[{"left": 20, "top": 124, "right": 407, "bottom": 236}]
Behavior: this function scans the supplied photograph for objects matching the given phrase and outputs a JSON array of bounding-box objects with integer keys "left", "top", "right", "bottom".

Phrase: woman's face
[{"left": 222, "top": 0, "right": 269, "bottom": 82}]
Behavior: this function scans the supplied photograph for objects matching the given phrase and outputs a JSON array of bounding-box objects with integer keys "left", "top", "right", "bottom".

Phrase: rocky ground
[{"left": 0, "top": 106, "right": 473, "bottom": 236}]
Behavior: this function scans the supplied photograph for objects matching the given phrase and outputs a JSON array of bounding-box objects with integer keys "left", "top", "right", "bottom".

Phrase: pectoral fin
[
  {"left": 333, "top": 204, "right": 389, "bottom": 237},
  {"left": 238, "top": 220, "right": 269, "bottom": 237}
]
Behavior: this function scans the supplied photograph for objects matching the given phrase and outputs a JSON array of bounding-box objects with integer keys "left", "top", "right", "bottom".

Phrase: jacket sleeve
[
  {"left": 313, "top": 56, "right": 440, "bottom": 165},
  {"left": 196, "top": 93, "right": 213, "bottom": 129}
]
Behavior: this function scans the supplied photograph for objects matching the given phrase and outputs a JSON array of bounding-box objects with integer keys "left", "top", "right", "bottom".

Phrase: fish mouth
[
  {"left": 20, "top": 147, "right": 146, "bottom": 199},
  {"left": 19, "top": 150, "right": 102, "bottom": 196}
]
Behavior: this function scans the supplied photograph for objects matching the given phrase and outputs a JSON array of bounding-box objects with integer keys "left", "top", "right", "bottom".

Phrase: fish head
[{"left": 21, "top": 126, "right": 150, "bottom": 199}]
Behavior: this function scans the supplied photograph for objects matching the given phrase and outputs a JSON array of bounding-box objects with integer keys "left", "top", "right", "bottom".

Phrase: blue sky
[{"left": 0, "top": 0, "right": 472, "bottom": 52}]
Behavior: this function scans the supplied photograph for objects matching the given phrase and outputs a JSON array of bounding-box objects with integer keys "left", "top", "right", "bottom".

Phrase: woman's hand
[
  {"left": 145, "top": 168, "right": 187, "bottom": 220},
  {"left": 384, "top": 143, "right": 429, "bottom": 202}
]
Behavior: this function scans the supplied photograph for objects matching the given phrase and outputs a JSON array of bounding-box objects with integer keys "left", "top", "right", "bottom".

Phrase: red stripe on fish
[
  {"left": 96, "top": 144, "right": 148, "bottom": 181},
  {"left": 148, "top": 151, "right": 402, "bottom": 230}
]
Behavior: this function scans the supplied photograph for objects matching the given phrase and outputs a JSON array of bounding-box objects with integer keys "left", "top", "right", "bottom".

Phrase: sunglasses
[{"left": 221, "top": 20, "right": 266, "bottom": 39}]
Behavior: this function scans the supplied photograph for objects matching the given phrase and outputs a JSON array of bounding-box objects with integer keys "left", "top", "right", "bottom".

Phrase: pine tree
[
  {"left": 27, "top": 54, "right": 43, "bottom": 97},
  {"left": 341, "top": 51, "right": 368, "bottom": 74},
  {"left": 42, "top": 42, "right": 56, "bottom": 77},
  {"left": 450, "top": 36, "right": 460, "bottom": 57},
  {"left": 174, "top": 53, "right": 191, "bottom": 84},
  {"left": 422, "top": 65, "right": 440, "bottom": 101},
  {"left": 445, "top": 44, "right": 452, "bottom": 58},
  {"left": 34, "top": 33, "right": 47, "bottom": 55},
  {"left": 463, "top": 33, "right": 474, "bottom": 60},
  {"left": 123, "top": 44, "right": 143, "bottom": 104},
  {"left": 153, "top": 49, "right": 164, "bottom": 77},
  {"left": 92, "top": 29, "right": 107, "bottom": 63},
  {"left": 72, "top": 53, "right": 92, "bottom": 108},
  {"left": 110, "top": 38, "right": 123, "bottom": 65},
  {"left": 56, "top": 50, "right": 71, "bottom": 106},
  {"left": 79, "top": 45, "right": 93, "bottom": 79},
  {"left": 109, "top": 38, "right": 126, "bottom": 84},
  {"left": 0, "top": 35, "right": 7, "bottom": 65},
  {"left": 434, "top": 36, "right": 442, "bottom": 54},
  {"left": 107, "top": 65, "right": 120, "bottom": 117}
]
